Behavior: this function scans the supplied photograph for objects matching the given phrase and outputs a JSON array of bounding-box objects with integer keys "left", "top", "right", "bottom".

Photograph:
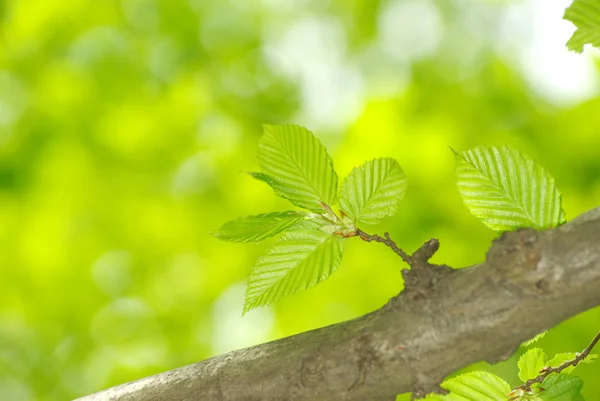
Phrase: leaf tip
[
  {"left": 261, "top": 123, "right": 275, "bottom": 130},
  {"left": 211, "top": 225, "right": 231, "bottom": 241},
  {"left": 247, "top": 171, "right": 274, "bottom": 184},
  {"left": 241, "top": 300, "right": 254, "bottom": 316}
]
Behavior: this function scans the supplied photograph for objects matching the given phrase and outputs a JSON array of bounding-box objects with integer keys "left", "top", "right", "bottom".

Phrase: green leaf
[
  {"left": 213, "top": 211, "right": 306, "bottom": 242},
  {"left": 420, "top": 393, "right": 477, "bottom": 401},
  {"left": 418, "top": 394, "right": 451, "bottom": 400},
  {"left": 248, "top": 171, "right": 280, "bottom": 188},
  {"left": 547, "top": 353, "right": 597, "bottom": 374},
  {"left": 518, "top": 348, "right": 548, "bottom": 382},
  {"left": 547, "top": 353, "right": 577, "bottom": 368},
  {"left": 256, "top": 124, "right": 338, "bottom": 212},
  {"left": 522, "top": 331, "right": 548, "bottom": 347},
  {"left": 453, "top": 146, "right": 565, "bottom": 231},
  {"left": 539, "top": 374, "right": 583, "bottom": 400},
  {"left": 564, "top": 0, "right": 600, "bottom": 53},
  {"left": 339, "top": 158, "right": 407, "bottom": 225},
  {"left": 441, "top": 371, "right": 511, "bottom": 400},
  {"left": 243, "top": 222, "right": 343, "bottom": 313}
]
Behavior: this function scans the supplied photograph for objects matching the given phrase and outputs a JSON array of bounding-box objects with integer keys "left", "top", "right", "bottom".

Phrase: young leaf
[
  {"left": 564, "top": 0, "right": 600, "bottom": 53},
  {"left": 339, "top": 158, "right": 407, "bottom": 225},
  {"left": 419, "top": 394, "right": 468, "bottom": 401},
  {"left": 213, "top": 211, "right": 306, "bottom": 242},
  {"left": 539, "top": 373, "right": 583, "bottom": 400},
  {"left": 547, "top": 353, "right": 577, "bottom": 368},
  {"left": 453, "top": 145, "right": 565, "bottom": 231},
  {"left": 441, "top": 371, "right": 510, "bottom": 400},
  {"left": 546, "top": 352, "right": 597, "bottom": 374},
  {"left": 243, "top": 222, "right": 343, "bottom": 314},
  {"left": 256, "top": 124, "right": 338, "bottom": 212},
  {"left": 522, "top": 331, "right": 548, "bottom": 347},
  {"left": 518, "top": 348, "right": 548, "bottom": 382},
  {"left": 418, "top": 394, "right": 449, "bottom": 400}
]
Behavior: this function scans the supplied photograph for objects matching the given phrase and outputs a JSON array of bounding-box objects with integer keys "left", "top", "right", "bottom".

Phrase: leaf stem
[
  {"left": 355, "top": 228, "right": 412, "bottom": 266},
  {"left": 516, "top": 330, "right": 600, "bottom": 392}
]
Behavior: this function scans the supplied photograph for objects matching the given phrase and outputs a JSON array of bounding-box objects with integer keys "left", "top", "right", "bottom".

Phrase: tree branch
[{"left": 76, "top": 207, "right": 600, "bottom": 401}]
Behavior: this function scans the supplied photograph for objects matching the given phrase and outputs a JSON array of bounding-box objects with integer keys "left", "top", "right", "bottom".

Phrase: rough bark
[{"left": 75, "top": 207, "right": 600, "bottom": 401}]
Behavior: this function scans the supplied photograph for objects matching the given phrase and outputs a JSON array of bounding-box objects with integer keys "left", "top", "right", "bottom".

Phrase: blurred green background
[{"left": 0, "top": 0, "right": 599, "bottom": 399}]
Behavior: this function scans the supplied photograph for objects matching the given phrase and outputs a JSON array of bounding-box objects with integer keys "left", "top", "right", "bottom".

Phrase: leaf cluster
[
  {"left": 215, "top": 125, "right": 407, "bottom": 313},
  {"left": 420, "top": 348, "right": 596, "bottom": 400},
  {"left": 215, "top": 125, "right": 566, "bottom": 314}
]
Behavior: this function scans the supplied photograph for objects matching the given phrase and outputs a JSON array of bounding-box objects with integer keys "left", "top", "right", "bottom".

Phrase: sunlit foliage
[{"left": 0, "top": 0, "right": 598, "bottom": 400}]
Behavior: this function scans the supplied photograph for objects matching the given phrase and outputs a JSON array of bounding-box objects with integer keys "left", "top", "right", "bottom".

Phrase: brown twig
[
  {"left": 355, "top": 228, "right": 412, "bottom": 266},
  {"left": 516, "top": 330, "right": 600, "bottom": 393}
]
